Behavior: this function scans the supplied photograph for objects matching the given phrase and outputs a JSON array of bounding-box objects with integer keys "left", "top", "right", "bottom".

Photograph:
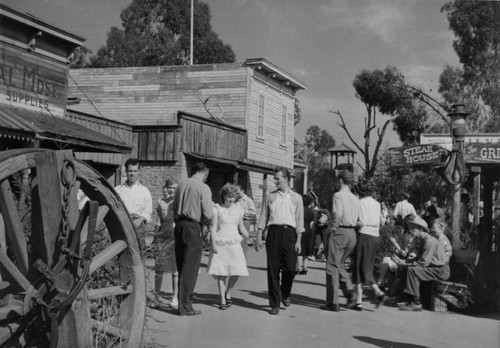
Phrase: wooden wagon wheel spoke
[
  {"left": 89, "top": 240, "right": 128, "bottom": 275},
  {"left": 90, "top": 319, "right": 129, "bottom": 339},
  {"left": 0, "top": 180, "right": 29, "bottom": 275},
  {"left": 0, "top": 248, "right": 30, "bottom": 292},
  {"left": 88, "top": 285, "right": 133, "bottom": 299}
]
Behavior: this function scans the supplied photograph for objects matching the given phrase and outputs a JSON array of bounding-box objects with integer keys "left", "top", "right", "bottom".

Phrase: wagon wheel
[{"left": 0, "top": 149, "right": 146, "bottom": 347}]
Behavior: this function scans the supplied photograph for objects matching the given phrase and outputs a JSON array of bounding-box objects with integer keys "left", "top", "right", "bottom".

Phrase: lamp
[{"left": 448, "top": 104, "right": 469, "bottom": 139}]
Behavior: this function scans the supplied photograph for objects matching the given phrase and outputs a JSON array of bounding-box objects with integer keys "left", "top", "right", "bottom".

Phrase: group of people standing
[{"left": 114, "top": 158, "right": 452, "bottom": 317}]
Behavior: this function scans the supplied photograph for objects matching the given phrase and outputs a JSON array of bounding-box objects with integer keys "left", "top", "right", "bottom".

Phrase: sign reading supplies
[{"left": 389, "top": 145, "right": 448, "bottom": 166}]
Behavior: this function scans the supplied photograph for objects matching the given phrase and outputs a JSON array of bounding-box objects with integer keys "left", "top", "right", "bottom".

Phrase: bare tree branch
[
  {"left": 397, "top": 84, "right": 451, "bottom": 127},
  {"left": 357, "top": 161, "right": 366, "bottom": 173},
  {"left": 329, "top": 110, "right": 365, "bottom": 155},
  {"left": 370, "top": 119, "right": 392, "bottom": 175}
]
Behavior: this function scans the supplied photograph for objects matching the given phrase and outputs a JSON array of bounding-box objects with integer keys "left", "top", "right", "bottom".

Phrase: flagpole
[{"left": 189, "top": 0, "right": 194, "bottom": 65}]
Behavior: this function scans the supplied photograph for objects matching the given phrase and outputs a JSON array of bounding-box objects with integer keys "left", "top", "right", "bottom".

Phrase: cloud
[
  {"left": 318, "top": 0, "right": 412, "bottom": 45},
  {"left": 292, "top": 67, "right": 321, "bottom": 77}
]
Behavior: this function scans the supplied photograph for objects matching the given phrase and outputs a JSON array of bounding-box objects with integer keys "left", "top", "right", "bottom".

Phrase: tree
[
  {"left": 441, "top": 0, "right": 500, "bottom": 127},
  {"left": 87, "top": 0, "right": 236, "bottom": 68},
  {"left": 295, "top": 126, "right": 336, "bottom": 209},
  {"left": 332, "top": 66, "right": 413, "bottom": 178},
  {"left": 69, "top": 46, "right": 92, "bottom": 69}
]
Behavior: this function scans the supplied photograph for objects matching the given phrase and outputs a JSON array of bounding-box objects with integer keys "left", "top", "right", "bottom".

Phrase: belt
[
  {"left": 176, "top": 216, "right": 200, "bottom": 223},
  {"left": 269, "top": 224, "right": 295, "bottom": 229},
  {"left": 339, "top": 225, "right": 356, "bottom": 229}
]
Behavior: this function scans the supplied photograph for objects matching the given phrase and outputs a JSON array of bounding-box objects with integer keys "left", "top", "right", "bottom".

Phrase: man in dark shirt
[
  {"left": 394, "top": 215, "right": 450, "bottom": 311},
  {"left": 173, "top": 162, "right": 214, "bottom": 316}
]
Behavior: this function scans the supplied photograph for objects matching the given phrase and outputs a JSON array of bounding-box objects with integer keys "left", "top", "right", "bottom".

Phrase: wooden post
[
  {"left": 483, "top": 176, "right": 493, "bottom": 249},
  {"left": 472, "top": 166, "right": 481, "bottom": 227},
  {"left": 450, "top": 140, "right": 465, "bottom": 237}
]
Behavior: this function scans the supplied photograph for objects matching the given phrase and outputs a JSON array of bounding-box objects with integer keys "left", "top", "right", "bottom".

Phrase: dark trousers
[
  {"left": 174, "top": 220, "right": 202, "bottom": 313},
  {"left": 353, "top": 233, "right": 379, "bottom": 285},
  {"left": 404, "top": 264, "right": 450, "bottom": 298},
  {"left": 265, "top": 225, "right": 297, "bottom": 308},
  {"left": 326, "top": 227, "right": 357, "bottom": 304}
]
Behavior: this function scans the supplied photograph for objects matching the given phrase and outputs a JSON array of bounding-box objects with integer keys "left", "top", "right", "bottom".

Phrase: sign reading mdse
[{"left": 389, "top": 145, "right": 448, "bottom": 166}]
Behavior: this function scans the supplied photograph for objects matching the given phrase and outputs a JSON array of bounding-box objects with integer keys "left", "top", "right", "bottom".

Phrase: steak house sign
[{"left": 389, "top": 145, "right": 448, "bottom": 166}]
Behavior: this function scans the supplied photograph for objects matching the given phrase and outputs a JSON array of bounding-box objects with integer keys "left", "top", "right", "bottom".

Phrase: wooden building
[
  {"left": 0, "top": 5, "right": 130, "bottom": 180},
  {"left": 68, "top": 59, "right": 307, "bottom": 209}
]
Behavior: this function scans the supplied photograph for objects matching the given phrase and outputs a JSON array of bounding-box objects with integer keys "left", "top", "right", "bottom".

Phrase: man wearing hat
[
  {"left": 321, "top": 169, "right": 359, "bottom": 312},
  {"left": 394, "top": 214, "right": 450, "bottom": 311}
]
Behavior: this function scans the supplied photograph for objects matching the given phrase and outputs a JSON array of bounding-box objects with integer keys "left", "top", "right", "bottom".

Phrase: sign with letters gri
[
  {"left": 464, "top": 143, "right": 500, "bottom": 164},
  {"left": 389, "top": 145, "right": 448, "bottom": 166}
]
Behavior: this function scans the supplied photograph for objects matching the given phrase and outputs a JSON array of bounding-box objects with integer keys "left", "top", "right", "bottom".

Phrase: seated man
[
  {"left": 394, "top": 215, "right": 450, "bottom": 311},
  {"left": 377, "top": 222, "right": 417, "bottom": 298}
]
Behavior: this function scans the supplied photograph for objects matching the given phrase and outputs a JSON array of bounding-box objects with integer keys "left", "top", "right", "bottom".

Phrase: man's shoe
[
  {"left": 178, "top": 309, "right": 202, "bottom": 316},
  {"left": 397, "top": 301, "right": 410, "bottom": 308},
  {"left": 400, "top": 302, "right": 423, "bottom": 312},
  {"left": 320, "top": 303, "right": 340, "bottom": 312},
  {"left": 375, "top": 294, "right": 387, "bottom": 308},
  {"left": 346, "top": 296, "right": 357, "bottom": 309},
  {"left": 269, "top": 307, "right": 280, "bottom": 315},
  {"left": 354, "top": 303, "right": 363, "bottom": 311},
  {"left": 282, "top": 297, "right": 291, "bottom": 308}
]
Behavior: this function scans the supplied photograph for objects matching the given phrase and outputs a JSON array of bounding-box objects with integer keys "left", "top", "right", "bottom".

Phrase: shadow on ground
[
  {"left": 353, "top": 336, "right": 429, "bottom": 348},
  {"left": 194, "top": 292, "right": 269, "bottom": 313}
]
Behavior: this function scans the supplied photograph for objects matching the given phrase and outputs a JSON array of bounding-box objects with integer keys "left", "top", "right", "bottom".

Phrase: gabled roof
[
  {"left": 244, "top": 58, "right": 307, "bottom": 90},
  {"left": 328, "top": 143, "right": 357, "bottom": 154}
]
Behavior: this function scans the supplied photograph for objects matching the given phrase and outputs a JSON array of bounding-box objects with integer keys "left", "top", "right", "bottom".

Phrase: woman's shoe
[
  {"left": 225, "top": 298, "right": 232, "bottom": 308},
  {"left": 354, "top": 303, "right": 363, "bottom": 311},
  {"left": 219, "top": 303, "right": 228, "bottom": 310},
  {"left": 299, "top": 268, "right": 308, "bottom": 275}
]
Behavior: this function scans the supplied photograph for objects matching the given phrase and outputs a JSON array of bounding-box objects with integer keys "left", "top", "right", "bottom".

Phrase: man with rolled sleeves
[
  {"left": 321, "top": 169, "right": 359, "bottom": 312},
  {"left": 173, "top": 162, "right": 214, "bottom": 316},
  {"left": 255, "top": 167, "right": 304, "bottom": 315}
]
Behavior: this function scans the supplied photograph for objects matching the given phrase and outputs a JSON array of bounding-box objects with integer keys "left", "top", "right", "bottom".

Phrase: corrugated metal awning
[{"left": 0, "top": 105, "right": 131, "bottom": 153}]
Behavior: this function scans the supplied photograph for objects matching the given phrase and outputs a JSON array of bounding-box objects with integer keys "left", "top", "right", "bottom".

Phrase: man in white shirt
[
  {"left": 115, "top": 158, "right": 153, "bottom": 249},
  {"left": 256, "top": 167, "right": 304, "bottom": 315},
  {"left": 393, "top": 192, "right": 416, "bottom": 223}
]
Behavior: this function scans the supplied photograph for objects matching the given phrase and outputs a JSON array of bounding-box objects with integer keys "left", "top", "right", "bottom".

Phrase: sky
[{"left": 4, "top": 0, "right": 461, "bottom": 153}]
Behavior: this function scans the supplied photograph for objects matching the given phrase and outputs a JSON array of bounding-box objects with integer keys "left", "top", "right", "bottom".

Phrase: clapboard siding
[
  {"left": 246, "top": 77, "right": 294, "bottom": 169},
  {"left": 69, "top": 64, "right": 248, "bottom": 126},
  {"left": 179, "top": 112, "right": 246, "bottom": 161}
]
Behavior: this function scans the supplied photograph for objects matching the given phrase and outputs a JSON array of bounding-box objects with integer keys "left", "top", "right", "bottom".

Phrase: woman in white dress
[{"left": 208, "top": 183, "right": 249, "bottom": 310}]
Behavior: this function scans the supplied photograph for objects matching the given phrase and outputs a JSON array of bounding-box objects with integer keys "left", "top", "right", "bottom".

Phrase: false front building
[{"left": 68, "top": 59, "right": 306, "bottom": 210}]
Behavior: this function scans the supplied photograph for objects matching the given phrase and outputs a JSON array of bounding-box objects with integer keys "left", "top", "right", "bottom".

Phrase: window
[
  {"left": 281, "top": 105, "right": 287, "bottom": 144},
  {"left": 257, "top": 95, "right": 265, "bottom": 137}
]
